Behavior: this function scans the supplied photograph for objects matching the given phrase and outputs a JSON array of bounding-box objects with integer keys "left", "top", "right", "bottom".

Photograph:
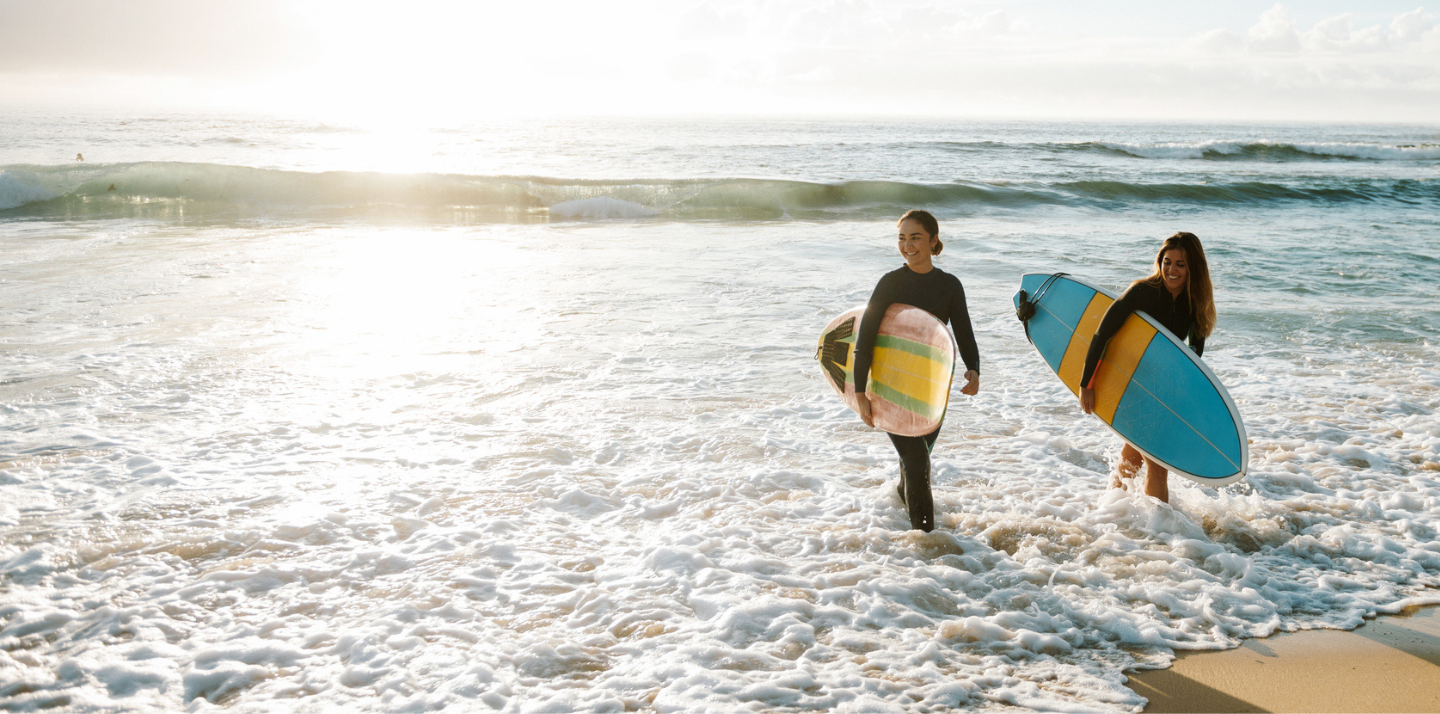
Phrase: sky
[{"left": 0, "top": 0, "right": 1437, "bottom": 122}]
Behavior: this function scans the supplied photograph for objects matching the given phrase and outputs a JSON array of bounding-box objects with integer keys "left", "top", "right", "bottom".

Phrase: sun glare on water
[{"left": 285, "top": 228, "right": 535, "bottom": 381}]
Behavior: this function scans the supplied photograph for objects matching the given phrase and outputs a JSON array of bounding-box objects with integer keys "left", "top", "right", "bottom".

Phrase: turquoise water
[{"left": 1, "top": 114, "right": 1438, "bottom": 712}]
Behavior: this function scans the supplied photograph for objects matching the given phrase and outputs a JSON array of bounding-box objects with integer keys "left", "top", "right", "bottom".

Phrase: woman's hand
[
  {"left": 855, "top": 393, "right": 875, "bottom": 427},
  {"left": 1079, "top": 387, "right": 1095, "bottom": 414},
  {"left": 960, "top": 370, "right": 979, "bottom": 396}
]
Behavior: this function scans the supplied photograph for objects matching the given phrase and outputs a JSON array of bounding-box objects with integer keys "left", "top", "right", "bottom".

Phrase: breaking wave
[
  {"left": 1084, "top": 140, "right": 1440, "bottom": 162},
  {"left": 1, "top": 161, "right": 1436, "bottom": 222},
  {"left": 919, "top": 139, "right": 1440, "bottom": 161}
]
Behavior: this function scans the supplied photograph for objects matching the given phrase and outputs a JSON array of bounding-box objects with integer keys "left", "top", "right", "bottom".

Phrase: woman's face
[
  {"left": 897, "top": 219, "right": 936, "bottom": 270},
  {"left": 1160, "top": 248, "right": 1189, "bottom": 295}
]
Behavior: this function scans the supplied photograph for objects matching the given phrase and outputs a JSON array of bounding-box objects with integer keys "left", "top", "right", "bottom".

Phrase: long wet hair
[
  {"left": 1137, "top": 231, "right": 1215, "bottom": 338},
  {"left": 898, "top": 209, "right": 943, "bottom": 256}
]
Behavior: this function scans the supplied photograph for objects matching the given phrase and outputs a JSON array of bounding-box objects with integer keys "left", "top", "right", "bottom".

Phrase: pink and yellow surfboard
[{"left": 817, "top": 304, "right": 958, "bottom": 437}]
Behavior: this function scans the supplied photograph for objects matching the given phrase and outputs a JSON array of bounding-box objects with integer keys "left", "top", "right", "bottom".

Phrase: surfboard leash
[{"left": 1015, "top": 272, "right": 1068, "bottom": 343}]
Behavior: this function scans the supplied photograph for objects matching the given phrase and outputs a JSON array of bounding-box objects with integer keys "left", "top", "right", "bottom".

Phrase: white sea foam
[
  {"left": 1270, "top": 141, "right": 1440, "bottom": 160},
  {"left": 1, "top": 118, "right": 1439, "bottom": 712}
]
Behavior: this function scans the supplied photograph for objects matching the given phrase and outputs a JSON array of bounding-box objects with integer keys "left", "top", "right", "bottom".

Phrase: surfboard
[
  {"left": 1014, "top": 273, "right": 1248, "bottom": 485},
  {"left": 816, "top": 304, "right": 958, "bottom": 437}
]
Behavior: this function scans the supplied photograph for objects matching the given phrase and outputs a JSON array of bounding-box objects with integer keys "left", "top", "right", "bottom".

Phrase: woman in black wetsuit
[
  {"left": 1079, "top": 232, "right": 1216, "bottom": 504},
  {"left": 853, "top": 210, "right": 981, "bottom": 532}
]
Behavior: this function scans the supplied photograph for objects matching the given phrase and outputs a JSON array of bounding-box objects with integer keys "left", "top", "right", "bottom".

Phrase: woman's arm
[
  {"left": 949, "top": 278, "right": 980, "bottom": 377},
  {"left": 852, "top": 275, "right": 895, "bottom": 396},
  {"left": 949, "top": 277, "right": 981, "bottom": 395},
  {"left": 1079, "top": 285, "right": 1146, "bottom": 411}
]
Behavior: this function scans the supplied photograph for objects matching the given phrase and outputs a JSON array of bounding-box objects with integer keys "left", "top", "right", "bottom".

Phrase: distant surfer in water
[
  {"left": 854, "top": 210, "right": 981, "bottom": 532},
  {"left": 1079, "top": 232, "right": 1215, "bottom": 504}
]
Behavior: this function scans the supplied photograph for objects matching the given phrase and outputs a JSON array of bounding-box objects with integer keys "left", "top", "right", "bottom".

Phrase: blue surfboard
[{"left": 1014, "top": 273, "right": 1247, "bottom": 485}]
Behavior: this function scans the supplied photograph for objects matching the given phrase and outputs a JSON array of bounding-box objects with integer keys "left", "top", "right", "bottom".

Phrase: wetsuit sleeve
[
  {"left": 1189, "top": 332, "right": 1206, "bottom": 358},
  {"left": 1080, "top": 285, "right": 1145, "bottom": 388},
  {"left": 853, "top": 275, "right": 895, "bottom": 395},
  {"left": 949, "top": 278, "right": 980, "bottom": 375}
]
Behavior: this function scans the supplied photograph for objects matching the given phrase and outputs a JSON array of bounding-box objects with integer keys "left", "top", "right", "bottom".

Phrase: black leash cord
[{"left": 1016, "top": 272, "right": 1067, "bottom": 343}]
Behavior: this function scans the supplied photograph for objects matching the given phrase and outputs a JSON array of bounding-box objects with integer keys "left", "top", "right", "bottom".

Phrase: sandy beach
[{"left": 1127, "top": 604, "right": 1440, "bottom": 713}]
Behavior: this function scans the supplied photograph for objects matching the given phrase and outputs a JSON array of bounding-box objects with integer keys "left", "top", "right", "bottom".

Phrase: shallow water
[{"left": 2, "top": 115, "right": 1439, "bottom": 712}]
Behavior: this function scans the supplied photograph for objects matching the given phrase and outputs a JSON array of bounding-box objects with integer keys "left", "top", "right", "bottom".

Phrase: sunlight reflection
[{"left": 288, "top": 229, "right": 537, "bottom": 380}]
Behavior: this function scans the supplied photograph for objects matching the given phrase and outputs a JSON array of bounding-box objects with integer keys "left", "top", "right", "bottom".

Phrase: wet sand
[{"left": 1127, "top": 605, "right": 1440, "bottom": 713}]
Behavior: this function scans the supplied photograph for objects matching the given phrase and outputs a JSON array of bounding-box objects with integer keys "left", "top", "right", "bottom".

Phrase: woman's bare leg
[
  {"left": 1143, "top": 456, "right": 1170, "bottom": 503},
  {"left": 1114, "top": 443, "right": 1144, "bottom": 490}
]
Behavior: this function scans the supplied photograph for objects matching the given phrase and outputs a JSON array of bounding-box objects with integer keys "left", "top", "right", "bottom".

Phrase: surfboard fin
[
  {"left": 818, "top": 317, "right": 855, "bottom": 388},
  {"left": 1016, "top": 290, "right": 1036, "bottom": 321}
]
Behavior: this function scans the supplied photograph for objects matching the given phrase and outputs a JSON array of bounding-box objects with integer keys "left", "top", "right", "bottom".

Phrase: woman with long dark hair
[{"left": 1079, "top": 231, "right": 1216, "bottom": 503}]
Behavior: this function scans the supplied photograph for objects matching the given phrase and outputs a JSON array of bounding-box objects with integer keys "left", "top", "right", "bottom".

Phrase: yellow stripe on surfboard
[
  {"left": 1052, "top": 291, "right": 1160, "bottom": 424},
  {"left": 1092, "top": 318, "right": 1156, "bottom": 423},
  {"left": 1056, "top": 294, "right": 1111, "bottom": 394},
  {"left": 871, "top": 345, "right": 951, "bottom": 412}
]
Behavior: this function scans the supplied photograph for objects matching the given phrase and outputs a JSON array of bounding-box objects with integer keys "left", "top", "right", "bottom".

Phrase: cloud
[
  {"left": 1247, "top": 4, "right": 1303, "bottom": 52},
  {"left": 645, "top": 2, "right": 1440, "bottom": 120},
  {"left": 781, "top": 0, "right": 891, "bottom": 47},
  {"left": 1, "top": 0, "right": 1436, "bottom": 121},
  {"left": 1216, "top": 3, "right": 1440, "bottom": 55},
  {"left": 1149, "top": 5, "right": 1438, "bottom": 120},
  {"left": 1391, "top": 6, "right": 1435, "bottom": 40},
  {"left": 0, "top": 0, "right": 312, "bottom": 77},
  {"left": 678, "top": 2, "right": 749, "bottom": 40},
  {"left": 1192, "top": 28, "right": 1244, "bottom": 54},
  {"left": 1311, "top": 14, "right": 1395, "bottom": 52},
  {"left": 974, "top": 10, "right": 1012, "bottom": 35},
  {"left": 1390, "top": 6, "right": 1440, "bottom": 52},
  {"left": 673, "top": 0, "right": 1020, "bottom": 52}
]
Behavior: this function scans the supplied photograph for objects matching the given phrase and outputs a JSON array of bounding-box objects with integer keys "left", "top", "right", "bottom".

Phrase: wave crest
[
  {"left": 1, "top": 161, "right": 1435, "bottom": 221},
  {"left": 1089, "top": 140, "right": 1440, "bottom": 162}
]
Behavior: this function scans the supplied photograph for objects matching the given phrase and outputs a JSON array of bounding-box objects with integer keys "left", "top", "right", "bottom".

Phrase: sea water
[{"left": 1, "top": 113, "right": 1438, "bottom": 712}]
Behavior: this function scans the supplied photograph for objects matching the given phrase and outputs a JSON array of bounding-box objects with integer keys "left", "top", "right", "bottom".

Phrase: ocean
[{"left": 2, "top": 112, "right": 1438, "bottom": 712}]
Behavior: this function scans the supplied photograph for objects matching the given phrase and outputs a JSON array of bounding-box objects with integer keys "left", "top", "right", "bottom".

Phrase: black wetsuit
[
  {"left": 854, "top": 265, "right": 980, "bottom": 532},
  {"left": 1081, "top": 279, "right": 1206, "bottom": 389}
]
